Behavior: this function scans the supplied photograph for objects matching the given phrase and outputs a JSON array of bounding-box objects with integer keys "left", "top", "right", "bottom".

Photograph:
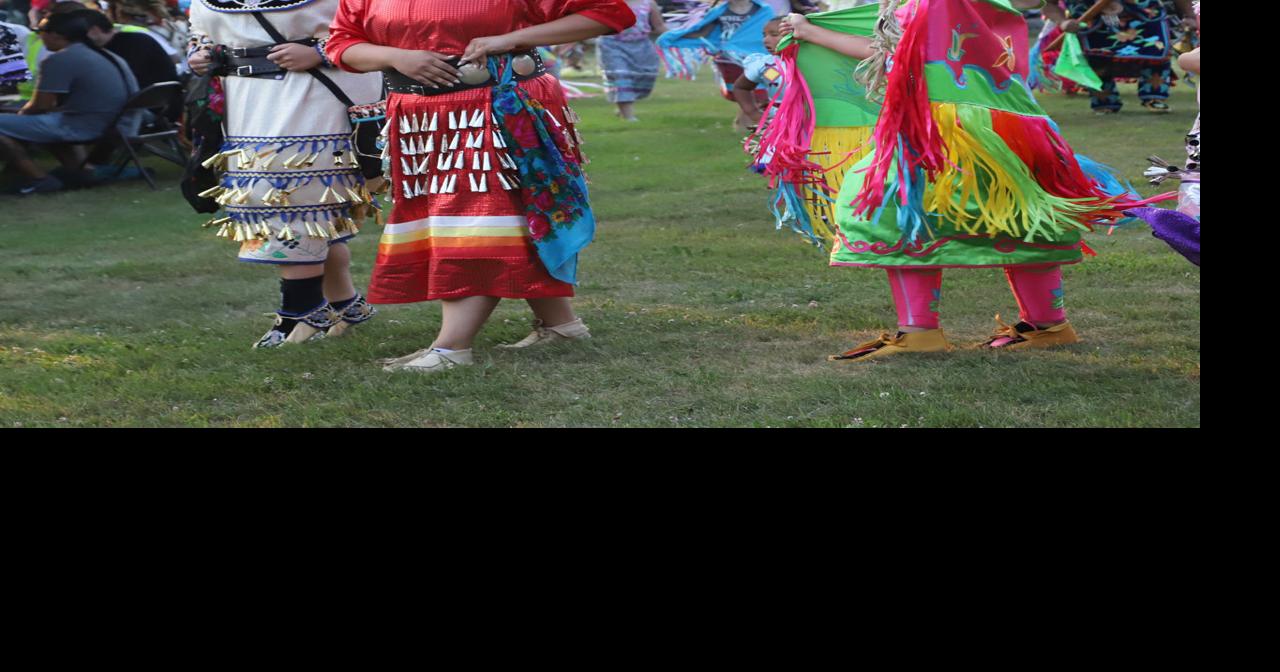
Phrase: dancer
[
  {"left": 820, "top": 0, "right": 1170, "bottom": 360},
  {"left": 187, "top": 0, "right": 382, "bottom": 347},
  {"left": 657, "top": 0, "right": 774, "bottom": 129},
  {"left": 1128, "top": 2, "right": 1198, "bottom": 265},
  {"left": 751, "top": 6, "right": 880, "bottom": 246},
  {"left": 1041, "top": 0, "right": 1196, "bottom": 114},
  {"left": 599, "top": 0, "right": 667, "bottom": 121},
  {"left": 327, "top": 0, "right": 636, "bottom": 374}
]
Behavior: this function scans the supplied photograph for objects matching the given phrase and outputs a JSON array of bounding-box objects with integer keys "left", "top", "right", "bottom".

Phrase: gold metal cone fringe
[{"left": 201, "top": 150, "right": 230, "bottom": 171}]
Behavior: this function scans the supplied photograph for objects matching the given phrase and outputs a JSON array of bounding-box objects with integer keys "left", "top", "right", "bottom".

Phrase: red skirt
[{"left": 368, "top": 75, "right": 579, "bottom": 304}]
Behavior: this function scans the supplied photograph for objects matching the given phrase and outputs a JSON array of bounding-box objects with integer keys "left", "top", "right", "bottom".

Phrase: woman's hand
[
  {"left": 780, "top": 13, "right": 810, "bottom": 40},
  {"left": 188, "top": 47, "right": 212, "bottom": 76},
  {"left": 461, "top": 34, "right": 519, "bottom": 65},
  {"left": 391, "top": 49, "right": 461, "bottom": 87},
  {"left": 267, "top": 42, "right": 323, "bottom": 72}
]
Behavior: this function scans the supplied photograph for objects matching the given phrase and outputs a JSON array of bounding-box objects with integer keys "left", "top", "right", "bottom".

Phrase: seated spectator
[
  {"left": 14, "top": 1, "right": 97, "bottom": 102},
  {"left": 79, "top": 9, "right": 177, "bottom": 90},
  {"left": 0, "top": 10, "right": 137, "bottom": 193},
  {"left": 107, "top": 0, "right": 186, "bottom": 75}
]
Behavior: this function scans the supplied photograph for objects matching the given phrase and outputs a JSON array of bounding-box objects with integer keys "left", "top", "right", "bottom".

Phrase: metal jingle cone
[{"left": 200, "top": 151, "right": 226, "bottom": 170}]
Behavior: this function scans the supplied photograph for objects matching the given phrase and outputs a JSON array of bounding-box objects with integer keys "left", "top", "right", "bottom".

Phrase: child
[
  {"left": 657, "top": 0, "right": 774, "bottom": 130},
  {"left": 816, "top": 0, "right": 1169, "bottom": 361},
  {"left": 733, "top": 17, "right": 784, "bottom": 129},
  {"left": 599, "top": 0, "right": 668, "bottom": 121}
]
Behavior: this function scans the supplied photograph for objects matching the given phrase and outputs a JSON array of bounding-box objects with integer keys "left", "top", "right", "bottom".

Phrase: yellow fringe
[
  {"left": 924, "top": 103, "right": 1082, "bottom": 241},
  {"left": 804, "top": 126, "right": 875, "bottom": 243}
]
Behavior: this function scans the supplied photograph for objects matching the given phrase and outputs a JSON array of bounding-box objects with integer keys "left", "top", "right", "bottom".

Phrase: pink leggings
[{"left": 886, "top": 266, "right": 1066, "bottom": 329}]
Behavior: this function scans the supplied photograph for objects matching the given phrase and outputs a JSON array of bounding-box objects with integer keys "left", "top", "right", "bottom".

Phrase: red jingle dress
[{"left": 326, "top": 0, "right": 636, "bottom": 304}]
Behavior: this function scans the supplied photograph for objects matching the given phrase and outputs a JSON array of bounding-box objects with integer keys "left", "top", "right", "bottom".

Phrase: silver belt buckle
[
  {"left": 458, "top": 62, "right": 491, "bottom": 86},
  {"left": 511, "top": 53, "right": 537, "bottom": 77},
  {"left": 235, "top": 64, "right": 255, "bottom": 76}
]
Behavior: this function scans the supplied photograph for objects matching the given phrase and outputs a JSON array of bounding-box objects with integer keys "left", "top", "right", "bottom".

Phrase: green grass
[{"left": 0, "top": 77, "right": 1199, "bottom": 427}]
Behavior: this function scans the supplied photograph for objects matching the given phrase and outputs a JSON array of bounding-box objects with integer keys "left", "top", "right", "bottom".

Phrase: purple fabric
[{"left": 1127, "top": 208, "right": 1200, "bottom": 267}]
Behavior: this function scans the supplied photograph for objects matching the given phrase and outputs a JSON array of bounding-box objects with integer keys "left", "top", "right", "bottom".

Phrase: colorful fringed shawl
[
  {"left": 489, "top": 54, "right": 594, "bottom": 284},
  {"left": 851, "top": 0, "right": 1169, "bottom": 245},
  {"left": 752, "top": 4, "right": 881, "bottom": 247},
  {"left": 656, "top": 0, "right": 774, "bottom": 79}
]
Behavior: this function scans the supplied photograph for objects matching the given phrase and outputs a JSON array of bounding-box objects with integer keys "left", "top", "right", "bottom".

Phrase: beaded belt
[{"left": 383, "top": 51, "right": 545, "bottom": 96}]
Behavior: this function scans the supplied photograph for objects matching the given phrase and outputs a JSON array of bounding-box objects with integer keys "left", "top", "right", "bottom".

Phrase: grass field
[{"left": 0, "top": 75, "right": 1200, "bottom": 427}]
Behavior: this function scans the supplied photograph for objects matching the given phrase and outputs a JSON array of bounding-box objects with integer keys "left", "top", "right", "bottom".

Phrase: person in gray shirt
[{"left": 0, "top": 9, "right": 137, "bottom": 193}]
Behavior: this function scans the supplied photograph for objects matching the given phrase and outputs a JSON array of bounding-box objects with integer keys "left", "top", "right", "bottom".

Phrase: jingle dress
[
  {"left": 326, "top": 0, "right": 636, "bottom": 304},
  {"left": 189, "top": 0, "right": 382, "bottom": 265}
]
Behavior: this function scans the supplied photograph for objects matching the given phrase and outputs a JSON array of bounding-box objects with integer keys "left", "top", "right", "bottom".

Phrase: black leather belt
[
  {"left": 384, "top": 50, "right": 546, "bottom": 96},
  {"left": 218, "top": 39, "right": 318, "bottom": 79}
]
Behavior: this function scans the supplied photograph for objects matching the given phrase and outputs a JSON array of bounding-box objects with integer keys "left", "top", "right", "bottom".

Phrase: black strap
[{"left": 249, "top": 11, "right": 354, "bottom": 108}]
